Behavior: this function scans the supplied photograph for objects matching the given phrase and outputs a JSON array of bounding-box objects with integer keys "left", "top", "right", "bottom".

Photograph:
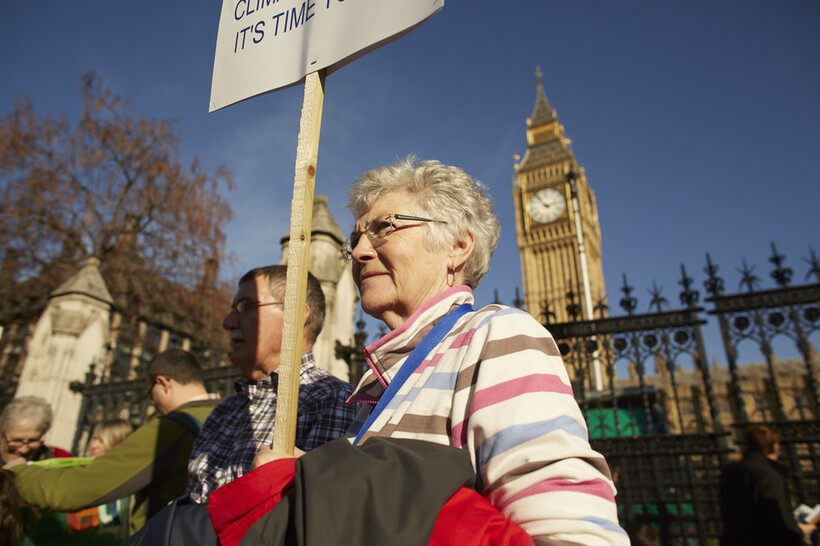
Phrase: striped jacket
[{"left": 347, "top": 286, "right": 628, "bottom": 545}]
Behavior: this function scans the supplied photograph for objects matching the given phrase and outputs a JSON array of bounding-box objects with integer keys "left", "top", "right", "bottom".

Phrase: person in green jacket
[{"left": 8, "top": 349, "right": 218, "bottom": 536}]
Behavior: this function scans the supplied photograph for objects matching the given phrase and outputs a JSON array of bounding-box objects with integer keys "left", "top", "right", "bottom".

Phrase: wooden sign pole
[{"left": 272, "top": 69, "right": 327, "bottom": 455}]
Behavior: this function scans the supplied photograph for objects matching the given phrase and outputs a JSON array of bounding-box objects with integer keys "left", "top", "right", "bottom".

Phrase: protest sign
[{"left": 210, "top": 0, "right": 444, "bottom": 112}]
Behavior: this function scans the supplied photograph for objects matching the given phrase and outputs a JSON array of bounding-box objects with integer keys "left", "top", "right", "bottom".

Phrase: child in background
[
  {"left": 87, "top": 419, "right": 133, "bottom": 457},
  {"left": 61, "top": 418, "right": 136, "bottom": 539}
]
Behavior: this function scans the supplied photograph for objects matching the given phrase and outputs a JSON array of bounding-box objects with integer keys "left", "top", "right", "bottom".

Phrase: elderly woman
[
  {"left": 340, "top": 157, "right": 627, "bottom": 545},
  {"left": 1, "top": 396, "right": 71, "bottom": 466}
]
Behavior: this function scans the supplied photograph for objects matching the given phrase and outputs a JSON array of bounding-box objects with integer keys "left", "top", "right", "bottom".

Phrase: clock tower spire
[{"left": 513, "top": 68, "right": 606, "bottom": 325}]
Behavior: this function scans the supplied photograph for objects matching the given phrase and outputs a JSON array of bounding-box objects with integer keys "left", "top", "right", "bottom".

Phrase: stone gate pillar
[
  {"left": 15, "top": 257, "right": 113, "bottom": 452},
  {"left": 280, "top": 195, "right": 358, "bottom": 381}
]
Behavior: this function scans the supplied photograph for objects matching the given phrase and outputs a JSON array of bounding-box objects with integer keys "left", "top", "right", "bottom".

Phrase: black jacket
[{"left": 720, "top": 451, "right": 804, "bottom": 546}]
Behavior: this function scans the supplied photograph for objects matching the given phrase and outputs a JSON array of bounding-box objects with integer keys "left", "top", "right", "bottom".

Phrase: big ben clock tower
[{"left": 513, "top": 68, "right": 606, "bottom": 324}]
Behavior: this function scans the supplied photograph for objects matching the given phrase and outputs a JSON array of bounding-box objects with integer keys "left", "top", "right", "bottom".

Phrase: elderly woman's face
[
  {"left": 351, "top": 191, "right": 452, "bottom": 329},
  {"left": 2, "top": 421, "right": 44, "bottom": 461}
]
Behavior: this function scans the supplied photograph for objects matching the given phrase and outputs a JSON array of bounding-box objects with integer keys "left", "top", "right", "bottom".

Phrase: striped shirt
[
  {"left": 347, "top": 287, "right": 628, "bottom": 545},
  {"left": 187, "top": 353, "right": 356, "bottom": 503}
]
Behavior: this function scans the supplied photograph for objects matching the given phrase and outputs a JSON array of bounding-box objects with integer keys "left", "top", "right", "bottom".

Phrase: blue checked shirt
[{"left": 187, "top": 352, "right": 356, "bottom": 503}]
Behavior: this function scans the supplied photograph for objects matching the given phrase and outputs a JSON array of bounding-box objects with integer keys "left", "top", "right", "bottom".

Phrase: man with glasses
[
  {"left": 8, "top": 349, "right": 217, "bottom": 535},
  {"left": 186, "top": 265, "right": 356, "bottom": 503}
]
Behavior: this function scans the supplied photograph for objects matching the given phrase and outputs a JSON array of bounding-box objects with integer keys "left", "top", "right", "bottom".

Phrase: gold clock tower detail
[{"left": 513, "top": 69, "right": 606, "bottom": 324}]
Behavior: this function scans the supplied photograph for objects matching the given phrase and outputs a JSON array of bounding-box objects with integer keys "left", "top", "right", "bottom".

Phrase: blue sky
[{"left": 2, "top": 1, "right": 818, "bottom": 359}]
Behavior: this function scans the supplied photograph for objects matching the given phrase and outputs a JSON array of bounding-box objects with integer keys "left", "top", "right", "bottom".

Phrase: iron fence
[{"left": 549, "top": 245, "right": 820, "bottom": 544}]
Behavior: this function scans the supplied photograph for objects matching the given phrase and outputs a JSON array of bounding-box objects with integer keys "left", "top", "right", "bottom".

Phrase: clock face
[{"left": 529, "top": 188, "right": 566, "bottom": 224}]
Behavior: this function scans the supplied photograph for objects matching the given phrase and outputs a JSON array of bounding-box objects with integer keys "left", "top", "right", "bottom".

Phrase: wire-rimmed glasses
[
  {"left": 3, "top": 433, "right": 44, "bottom": 450},
  {"left": 340, "top": 214, "right": 447, "bottom": 262}
]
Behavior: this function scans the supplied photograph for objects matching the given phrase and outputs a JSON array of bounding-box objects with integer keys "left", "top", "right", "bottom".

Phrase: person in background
[
  {"left": 87, "top": 418, "right": 134, "bottom": 457},
  {"left": 8, "top": 349, "right": 217, "bottom": 535},
  {"left": 720, "top": 424, "right": 814, "bottom": 545},
  {"left": 187, "top": 265, "right": 357, "bottom": 503},
  {"left": 48, "top": 417, "right": 139, "bottom": 542},
  {"left": 1, "top": 397, "right": 71, "bottom": 466}
]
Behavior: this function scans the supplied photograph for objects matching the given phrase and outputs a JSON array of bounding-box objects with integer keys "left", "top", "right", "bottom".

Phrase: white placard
[{"left": 210, "top": 0, "right": 444, "bottom": 112}]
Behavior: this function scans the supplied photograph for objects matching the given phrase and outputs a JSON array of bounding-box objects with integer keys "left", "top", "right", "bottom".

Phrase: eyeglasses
[
  {"left": 4, "top": 433, "right": 43, "bottom": 450},
  {"left": 341, "top": 214, "right": 447, "bottom": 262},
  {"left": 230, "top": 299, "right": 284, "bottom": 317}
]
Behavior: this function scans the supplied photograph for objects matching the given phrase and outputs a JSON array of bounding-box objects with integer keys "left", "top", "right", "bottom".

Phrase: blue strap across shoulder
[{"left": 353, "top": 303, "right": 472, "bottom": 446}]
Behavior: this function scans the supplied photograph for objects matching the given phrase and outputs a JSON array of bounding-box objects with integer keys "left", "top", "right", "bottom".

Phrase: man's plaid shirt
[{"left": 187, "top": 352, "right": 356, "bottom": 503}]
